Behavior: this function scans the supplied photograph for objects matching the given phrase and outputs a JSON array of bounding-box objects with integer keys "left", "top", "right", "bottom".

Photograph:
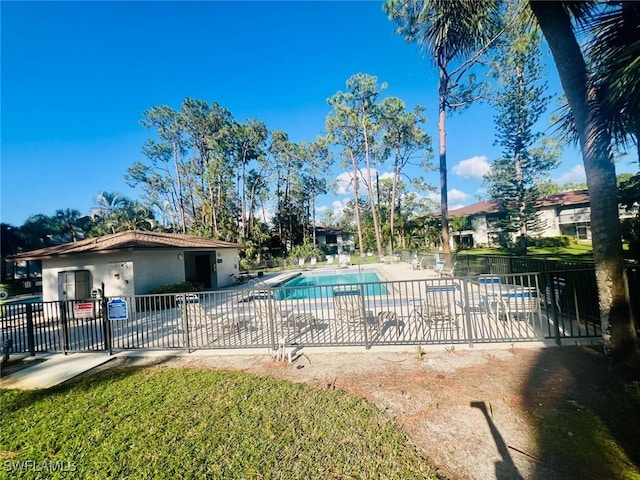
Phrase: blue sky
[{"left": 2, "top": 1, "right": 635, "bottom": 228}]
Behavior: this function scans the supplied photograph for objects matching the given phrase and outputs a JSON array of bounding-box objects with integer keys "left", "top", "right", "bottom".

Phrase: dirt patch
[{"left": 100, "top": 345, "right": 640, "bottom": 480}]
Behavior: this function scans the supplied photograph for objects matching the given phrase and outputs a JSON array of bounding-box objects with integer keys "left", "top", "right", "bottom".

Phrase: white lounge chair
[
  {"left": 253, "top": 296, "right": 316, "bottom": 338},
  {"left": 332, "top": 287, "right": 366, "bottom": 339},
  {"left": 409, "top": 282, "right": 462, "bottom": 330},
  {"left": 489, "top": 286, "right": 539, "bottom": 321},
  {"left": 179, "top": 294, "right": 242, "bottom": 337}
]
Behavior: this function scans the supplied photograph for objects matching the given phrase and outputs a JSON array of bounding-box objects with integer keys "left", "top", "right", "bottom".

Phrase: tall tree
[
  {"left": 180, "top": 98, "right": 234, "bottom": 237},
  {"left": 385, "top": 0, "right": 503, "bottom": 255},
  {"left": 379, "top": 97, "right": 432, "bottom": 255},
  {"left": 529, "top": 1, "right": 637, "bottom": 362},
  {"left": 137, "top": 105, "right": 188, "bottom": 232},
  {"left": 327, "top": 74, "right": 387, "bottom": 256},
  {"left": 300, "top": 136, "right": 331, "bottom": 246},
  {"left": 230, "top": 119, "right": 267, "bottom": 242},
  {"left": 484, "top": 13, "right": 559, "bottom": 255}
]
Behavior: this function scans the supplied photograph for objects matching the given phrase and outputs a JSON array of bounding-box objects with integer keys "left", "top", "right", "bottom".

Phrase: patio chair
[
  {"left": 252, "top": 296, "right": 316, "bottom": 337},
  {"left": 332, "top": 287, "right": 368, "bottom": 339},
  {"left": 543, "top": 277, "right": 565, "bottom": 314},
  {"left": 179, "top": 295, "right": 242, "bottom": 337},
  {"left": 409, "top": 282, "right": 461, "bottom": 330},
  {"left": 489, "top": 286, "right": 539, "bottom": 321}
]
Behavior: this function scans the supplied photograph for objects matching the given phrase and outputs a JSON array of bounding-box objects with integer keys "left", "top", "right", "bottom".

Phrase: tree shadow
[
  {"left": 470, "top": 400, "right": 524, "bottom": 479},
  {"left": 522, "top": 345, "right": 640, "bottom": 479}
]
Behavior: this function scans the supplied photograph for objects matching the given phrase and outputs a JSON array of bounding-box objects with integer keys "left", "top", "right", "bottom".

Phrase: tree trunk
[
  {"left": 530, "top": 1, "right": 637, "bottom": 362},
  {"left": 439, "top": 69, "right": 451, "bottom": 255},
  {"left": 389, "top": 153, "right": 400, "bottom": 256},
  {"left": 350, "top": 151, "right": 365, "bottom": 257},
  {"left": 362, "top": 115, "right": 384, "bottom": 256}
]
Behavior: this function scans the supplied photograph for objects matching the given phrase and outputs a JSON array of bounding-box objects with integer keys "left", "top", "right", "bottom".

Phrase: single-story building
[{"left": 6, "top": 230, "right": 245, "bottom": 302}]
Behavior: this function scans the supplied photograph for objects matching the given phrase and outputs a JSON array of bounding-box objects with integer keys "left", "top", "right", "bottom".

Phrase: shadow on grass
[{"left": 522, "top": 345, "right": 640, "bottom": 479}]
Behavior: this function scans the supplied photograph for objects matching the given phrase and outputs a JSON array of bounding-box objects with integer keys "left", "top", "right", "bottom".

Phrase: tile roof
[
  {"left": 7, "top": 230, "right": 244, "bottom": 261},
  {"left": 535, "top": 189, "right": 590, "bottom": 207},
  {"left": 448, "top": 190, "right": 591, "bottom": 217},
  {"left": 448, "top": 201, "right": 501, "bottom": 216}
]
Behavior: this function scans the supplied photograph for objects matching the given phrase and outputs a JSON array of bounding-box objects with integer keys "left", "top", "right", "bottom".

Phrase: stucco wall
[
  {"left": 131, "top": 250, "right": 185, "bottom": 294},
  {"left": 41, "top": 248, "right": 239, "bottom": 301},
  {"left": 215, "top": 249, "right": 240, "bottom": 288},
  {"left": 42, "top": 253, "right": 137, "bottom": 302}
]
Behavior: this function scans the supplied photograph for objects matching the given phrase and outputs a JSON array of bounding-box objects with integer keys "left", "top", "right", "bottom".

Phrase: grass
[
  {"left": 538, "top": 409, "right": 640, "bottom": 479},
  {"left": 460, "top": 244, "right": 594, "bottom": 261},
  {"left": 0, "top": 367, "right": 440, "bottom": 480}
]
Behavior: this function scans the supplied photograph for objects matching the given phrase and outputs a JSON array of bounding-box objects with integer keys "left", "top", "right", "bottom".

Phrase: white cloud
[
  {"left": 557, "top": 164, "right": 586, "bottom": 185},
  {"left": 448, "top": 189, "right": 470, "bottom": 203},
  {"left": 316, "top": 205, "right": 328, "bottom": 213},
  {"left": 335, "top": 168, "right": 379, "bottom": 195},
  {"left": 335, "top": 172, "right": 355, "bottom": 195},
  {"left": 452, "top": 155, "right": 491, "bottom": 179},
  {"left": 426, "top": 188, "right": 470, "bottom": 204},
  {"left": 332, "top": 200, "right": 345, "bottom": 215},
  {"left": 378, "top": 171, "right": 394, "bottom": 180}
]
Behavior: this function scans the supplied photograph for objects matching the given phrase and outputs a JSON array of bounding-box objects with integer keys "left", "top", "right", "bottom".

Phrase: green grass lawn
[
  {"left": 460, "top": 243, "right": 595, "bottom": 261},
  {"left": 0, "top": 367, "right": 440, "bottom": 480}
]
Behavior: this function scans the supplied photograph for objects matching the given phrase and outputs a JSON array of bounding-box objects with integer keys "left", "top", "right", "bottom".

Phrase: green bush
[
  {"left": 146, "top": 281, "right": 203, "bottom": 295},
  {"left": 140, "top": 282, "right": 203, "bottom": 311},
  {"left": 527, "top": 236, "right": 574, "bottom": 248}
]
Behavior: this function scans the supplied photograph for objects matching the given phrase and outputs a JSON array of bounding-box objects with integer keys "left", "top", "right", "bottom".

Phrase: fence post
[
  {"left": 102, "top": 297, "right": 112, "bottom": 355},
  {"left": 360, "top": 288, "right": 369, "bottom": 349},
  {"left": 61, "top": 301, "right": 70, "bottom": 355},
  {"left": 181, "top": 296, "right": 191, "bottom": 354},
  {"left": 545, "top": 272, "right": 562, "bottom": 346},
  {"left": 461, "top": 280, "right": 474, "bottom": 348},
  {"left": 26, "top": 303, "right": 35, "bottom": 356},
  {"left": 266, "top": 290, "right": 278, "bottom": 351}
]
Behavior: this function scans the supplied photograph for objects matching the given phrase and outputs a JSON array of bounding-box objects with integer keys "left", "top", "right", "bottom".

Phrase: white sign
[{"left": 74, "top": 302, "right": 95, "bottom": 319}]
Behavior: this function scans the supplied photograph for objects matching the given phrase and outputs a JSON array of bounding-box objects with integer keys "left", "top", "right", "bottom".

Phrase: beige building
[
  {"left": 448, "top": 190, "right": 593, "bottom": 248},
  {"left": 6, "top": 231, "right": 244, "bottom": 302}
]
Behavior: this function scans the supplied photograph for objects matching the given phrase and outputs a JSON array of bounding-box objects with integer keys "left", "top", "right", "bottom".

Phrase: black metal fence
[{"left": 2, "top": 267, "right": 611, "bottom": 356}]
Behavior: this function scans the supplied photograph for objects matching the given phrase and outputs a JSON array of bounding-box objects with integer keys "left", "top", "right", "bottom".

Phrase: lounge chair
[
  {"left": 411, "top": 257, "right": 422, "bottom": 270},
  {"left": 332, "top": 286, "right": 368, "bottom": 339},
  {"left": 489, "top": 286, "right": 539, "bottom": 321},
  {"left": 179, "top": 294, "right": 242, "bottom": 337},
  {"left": 253, "top": 296, "right": 316, "bottom": 338},
  {"left": 409, "top": 282, "right": 461, "bottom": 330},
  {"left": 543, "top": 277, "right": 566, "bottom": 314}
]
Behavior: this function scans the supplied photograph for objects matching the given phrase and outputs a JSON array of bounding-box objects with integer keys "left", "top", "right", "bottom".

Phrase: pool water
[{"left": 275, "top": 271, "right": 388, "bottom": 300}]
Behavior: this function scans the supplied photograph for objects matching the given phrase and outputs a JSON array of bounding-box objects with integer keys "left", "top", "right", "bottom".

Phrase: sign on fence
[
  {"left": 73, "top": 302, "right": 95, "bottom": 319},
  {"left": 107, "top": 298, "right": 128, "bottom": 321}
]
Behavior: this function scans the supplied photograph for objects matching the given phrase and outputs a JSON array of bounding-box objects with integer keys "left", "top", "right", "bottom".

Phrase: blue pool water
[{"left": 275, "top": 271, "right": 388, "bottom": 300}]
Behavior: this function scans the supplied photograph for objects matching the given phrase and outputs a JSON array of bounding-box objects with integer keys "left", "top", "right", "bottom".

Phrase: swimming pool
[{"left": 275, "top": 270, "right": 388, "bottom": 300}]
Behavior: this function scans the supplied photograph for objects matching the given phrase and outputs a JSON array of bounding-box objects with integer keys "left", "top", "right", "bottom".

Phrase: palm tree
[
  {"left": 529, "top": 1, "right": 637, "bottom": 363},
  {"left": 385, "top": 0, "right": 502, "bottom": 256},
  {"left": 587, "top": 2, "right": 640, "bottom": 159}
]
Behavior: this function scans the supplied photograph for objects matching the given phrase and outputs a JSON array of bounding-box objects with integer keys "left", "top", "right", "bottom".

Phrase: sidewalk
[{"left": 0, "top": 352, "right": 114, "bottom": 390}]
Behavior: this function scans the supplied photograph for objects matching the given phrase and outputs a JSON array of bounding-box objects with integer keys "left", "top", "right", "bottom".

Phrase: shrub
[
  {"left": 145, "top": 281, "right": 203, "bottom": 295},
  {"left": 527, "top": 236, "right": 574, "bottom": 248},
  {"left": 140, "top": 282, "right": 204, "bottom": 311}
]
